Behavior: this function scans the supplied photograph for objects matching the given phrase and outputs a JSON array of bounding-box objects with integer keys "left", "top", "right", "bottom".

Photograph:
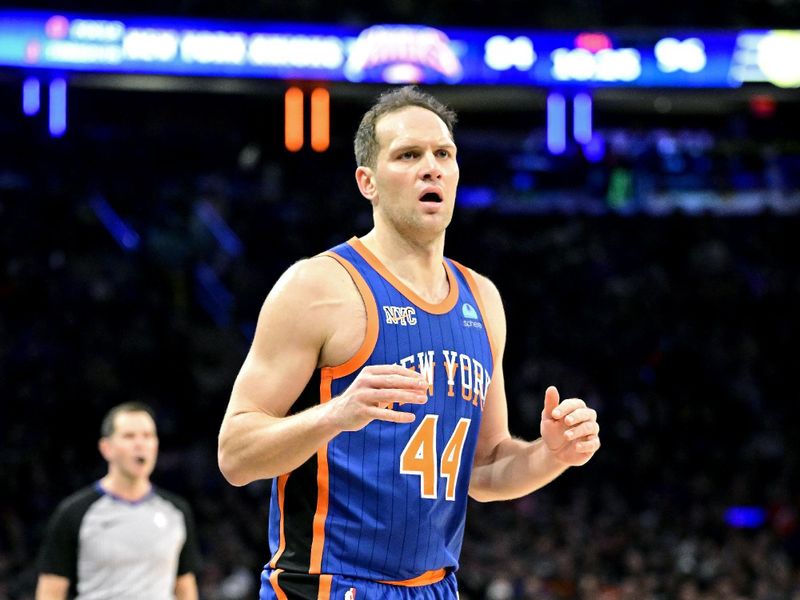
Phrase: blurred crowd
[{"left": 1, "top": 83, "right": 800, "bottom": 599}]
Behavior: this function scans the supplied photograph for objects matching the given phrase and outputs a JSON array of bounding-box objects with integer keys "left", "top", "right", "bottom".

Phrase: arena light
[
  {"left": 284, "top": 87, "right": 304, "bottom": 152},
  {"left": 195, "top": 201, "right": 243, "bottom": 257},
  {"left": 310, "top": 87, "right": 330, "bottom": 152},
  {"left": 724, "top": 506, "right": 766, "bottom": 528},
  {"left": 90, "top": 195, "right": 141, "bottom": 251},
  {"left": 546, "top": 92, "right": 566, "bottom": 155},
  {"left": 575, "top": 32, "right": 612, "bottom": 52},
  {"left": 582, "top": 133, "right": 606, "bottom": 163},
  {"left": 23, "top": 77, "right": 40, "bottom": 116},
  {"left": 756, "top": 30, "right": 800, "bottom": 88},
  {"left": 48, "top": 78, "right": 67, "bottom": 137},
  {"left": 573, "top": 92, "right": 592, "bottom": 145}
]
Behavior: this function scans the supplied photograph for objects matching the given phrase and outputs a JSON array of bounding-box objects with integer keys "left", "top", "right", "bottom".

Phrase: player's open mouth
[
  {"left": 419, "top": 191, "right": 443, "bottom": 203},
  {"left": 135, "top": 457, "right": 147, "bottom": 465}
]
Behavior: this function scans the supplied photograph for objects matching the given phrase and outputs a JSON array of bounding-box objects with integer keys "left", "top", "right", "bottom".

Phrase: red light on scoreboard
[{"left": 575, "top": 32, "right": 612, "bottom": 53}]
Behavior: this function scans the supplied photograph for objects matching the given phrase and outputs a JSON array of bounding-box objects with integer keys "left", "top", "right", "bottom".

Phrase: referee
[{"left": 35, "top": 402, "right": 201, "bottom": 600}]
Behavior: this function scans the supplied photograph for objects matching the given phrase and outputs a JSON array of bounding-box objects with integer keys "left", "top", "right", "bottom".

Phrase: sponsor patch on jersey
[
  {"left": 461, "top": 303, "right": 478, "bottom": 319},
  {"left": 461, "top": 302, "right": 482, "bottom": 328},
  {"left": 383, "top": 305, "right": 417, "bottom": 326}
]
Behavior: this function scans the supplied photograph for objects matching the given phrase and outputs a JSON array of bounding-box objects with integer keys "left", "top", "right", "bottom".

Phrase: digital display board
[{"left": 2, "top": 10, "right": 799, "bottom": 88}]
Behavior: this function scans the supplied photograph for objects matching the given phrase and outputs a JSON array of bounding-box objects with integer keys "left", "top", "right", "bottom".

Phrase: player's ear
[
  {"left": 355, "top": 166, "right": 377, "bottom": 201},
  {"left": 98, "top": 437, "right": 112, "bottom": 461}
]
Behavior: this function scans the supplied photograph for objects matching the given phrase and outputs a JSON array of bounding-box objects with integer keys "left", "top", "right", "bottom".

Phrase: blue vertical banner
[
  {"left": 22, "top": 77, "right": 41, "bottom": 115},
  {"left": 48, "top": 77, "right": 67, "bottom": 137}
]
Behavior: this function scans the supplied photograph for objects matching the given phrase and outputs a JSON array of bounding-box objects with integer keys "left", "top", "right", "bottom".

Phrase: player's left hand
[{"left": 540, "top": 386, "right": 600, "bottom": 466}]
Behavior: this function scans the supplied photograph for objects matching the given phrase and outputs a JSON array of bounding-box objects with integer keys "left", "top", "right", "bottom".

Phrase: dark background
[{"left": 2, "top": 1, "right": 800, "bottom": 599}]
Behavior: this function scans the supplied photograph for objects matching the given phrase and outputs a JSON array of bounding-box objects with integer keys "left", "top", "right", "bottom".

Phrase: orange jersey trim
[
  {"left": 378, "top": 568, "right": 448, "bottom": 587},
  {"left": 347, "top": 237, "right": 459, "bottom": 315},
  {"left": 317, "top": 574, "right": 332, "bottom": 599},
  {"left": 306, "top": 251, "right": 381, "bottom": 574},
  {"left": 450, "top": 260, "right": 496, "bottom": 366},
  {"left": 268, "top": 473, "right": 289, "bottom": 568},
  {"left": 269, "top": 569, "right": 289, "bottom": 600},
  {"left": 309, "top": 375, "right": 333, "bottom": 573},
  {"left": 321, "top": 251, "right": 380, "bottom": 379}
]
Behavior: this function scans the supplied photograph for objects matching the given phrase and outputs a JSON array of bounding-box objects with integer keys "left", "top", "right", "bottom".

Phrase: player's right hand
[{"left": 326, "top": 364, "right": 429, "bottom": 432}]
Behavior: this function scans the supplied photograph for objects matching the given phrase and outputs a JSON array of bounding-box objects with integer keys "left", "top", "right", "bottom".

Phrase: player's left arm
[
  {"left": 467, "top": 271, "right": 600, "bottom": 502},
  {"left": 174, "top": 573, "right": 198, "bottom": 600}
]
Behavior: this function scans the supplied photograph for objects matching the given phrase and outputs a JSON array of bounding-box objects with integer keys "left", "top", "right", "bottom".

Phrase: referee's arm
[
  {"left": 173, "top": 492, "right": 200, "bottom": 600},
  {"left": 36, "top": 493, "right": 80, "bottom": 600},
  {"left": 35, "top": 574, "right": 69, "bottom": 600},
  {"left": 174, "top": 572, "right": 198, "bottom": 600}
]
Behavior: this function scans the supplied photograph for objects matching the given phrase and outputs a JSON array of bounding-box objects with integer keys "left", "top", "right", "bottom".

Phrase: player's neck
[
  {"left": 360, "top": 228, "right": 449, "bottom": 303},
  {"left": 100, "top": 473, "right": 152, "bottom": 502}
]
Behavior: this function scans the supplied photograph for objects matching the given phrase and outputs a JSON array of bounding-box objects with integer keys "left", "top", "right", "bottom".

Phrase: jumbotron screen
[{"left": 2, "top": 10, "right": 800, "bottom": 88}]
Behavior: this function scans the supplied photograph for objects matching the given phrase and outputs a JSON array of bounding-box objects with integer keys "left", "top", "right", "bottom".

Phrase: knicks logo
[{"left": 383, "top": 305, "right": 417, "bottom": 326}]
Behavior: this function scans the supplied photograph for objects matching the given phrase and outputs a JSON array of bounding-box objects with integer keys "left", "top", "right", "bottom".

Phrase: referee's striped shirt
[{"left": 38, "top": 482, "right": 201, "bottom": 600}]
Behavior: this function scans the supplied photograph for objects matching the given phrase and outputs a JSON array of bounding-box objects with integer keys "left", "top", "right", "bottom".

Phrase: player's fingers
[
  {"left": 542, "top": 386, "right": 560, "bottom": 419},
  {"left": 370, "top": 407, "right": 417, "bottom": 424},
  {"left": 552, "top": 397, "right": 587, "bottom": 419},
  {"left": 366, "top": 389, "right": 428, "bottom": 406},
  {"left": 564, "top": 421, "right": 600, "bottom": 441},
  {"left": 362, "top": 364, "right": 426, "bottom": 380},
  {"left": 363, "top": 372, "right": 429, "bottom": 390},
  {"left": 562, "top": 407, "right": 597, "bottom": 427},
  {"left": 574, "top": 437, "right": 601, "bottom": 454}
]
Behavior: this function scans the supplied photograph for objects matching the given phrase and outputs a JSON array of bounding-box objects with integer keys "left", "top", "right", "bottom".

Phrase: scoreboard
[{"left": 2, "top": 10, "right": 800, "bottom": 89}]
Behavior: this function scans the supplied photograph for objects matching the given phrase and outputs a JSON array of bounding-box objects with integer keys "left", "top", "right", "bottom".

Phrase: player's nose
[{"left": 419, "top": 151, "right": 442, "bottom": 180}]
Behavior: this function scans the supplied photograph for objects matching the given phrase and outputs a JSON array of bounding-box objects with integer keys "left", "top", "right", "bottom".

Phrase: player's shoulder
[
  {"left": 450, "top": 260, "right": 503, "bottom": 307},
  {"left": 272, "top": 252, "right": 356, "bottom": 299},
  {"left": 450, "top": 261, "right": 507, "bottom": 351}
]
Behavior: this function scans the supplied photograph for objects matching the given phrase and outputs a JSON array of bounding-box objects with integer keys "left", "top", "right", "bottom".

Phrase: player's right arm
[
  {"left": 35, "top": 574, "right": 69, "bottom": 600},
  {"left": 218, "top": 256, "right": 428, "bottom": 487}
]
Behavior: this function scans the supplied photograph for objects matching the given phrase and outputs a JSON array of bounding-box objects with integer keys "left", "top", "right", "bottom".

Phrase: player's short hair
[
  {"left": 100, "top": 402, "right": 157, "bottom": 438},
  {"left": 354, "top": 85, "right": 458, "bottom": 169}
]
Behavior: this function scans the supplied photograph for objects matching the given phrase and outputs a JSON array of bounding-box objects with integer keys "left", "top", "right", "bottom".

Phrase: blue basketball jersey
[{"left": 264, "top": 237, "right": 494, "bottom": 592}]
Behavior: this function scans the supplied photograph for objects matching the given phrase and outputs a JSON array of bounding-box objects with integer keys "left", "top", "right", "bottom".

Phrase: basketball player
[
  {"left": 217, "top": 86, "right": 600, "bottom": 599},
  {"left": 36, "top": 402, "right": 201, "bottom": 600}
]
